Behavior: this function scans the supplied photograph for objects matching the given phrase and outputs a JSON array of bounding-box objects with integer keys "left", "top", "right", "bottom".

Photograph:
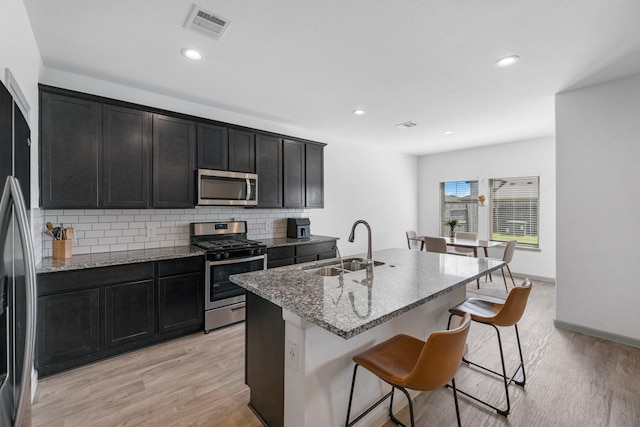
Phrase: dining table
[{"left": 418, "top": 236, "right": 503, "bottom": 282}]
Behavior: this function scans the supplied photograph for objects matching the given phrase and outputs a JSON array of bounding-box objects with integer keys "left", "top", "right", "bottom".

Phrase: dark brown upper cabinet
[
  {"left": 283, "top": 139, "right": 305, "bottom": 208},
  {"left": 256, "top": 134, "right": 283, "bottom": 208},
  {"left": 305, "top": 143, "right": 324, "bottom": 208},
  {"left": 152, "top": 114, "right": 196, "bottom": 208},
  {"left": 41, "top": 92, "right": 100, "bottom": 208},
  {"left": 102, "top": 105, "right": 151, "bottom": 208},
  {"left": 197, "top": 123, "right": 228, "bottom": 170},
  {"left": 228, "top": 129, "right": 255, "bottom": 173}
]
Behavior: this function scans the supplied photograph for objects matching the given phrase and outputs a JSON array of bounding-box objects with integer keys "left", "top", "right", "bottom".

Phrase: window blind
[
  {"left": 440, "top": 180, "right": 478, "bottom": 236},
  {"left": 489, "top": 176, "right": 539, "bottom": 247}
]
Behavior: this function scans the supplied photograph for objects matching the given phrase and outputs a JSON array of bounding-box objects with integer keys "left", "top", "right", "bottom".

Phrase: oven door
[{"left": 205, "top": 255, "right": 266, "bottom": 310}]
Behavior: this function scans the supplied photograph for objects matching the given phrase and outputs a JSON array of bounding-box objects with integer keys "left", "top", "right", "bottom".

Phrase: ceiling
[{"left": 22, "top": 0, "right": 640, "bottom": 155}]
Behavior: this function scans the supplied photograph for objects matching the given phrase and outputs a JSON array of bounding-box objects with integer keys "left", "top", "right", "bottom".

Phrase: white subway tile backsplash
[{"left": 40, "top": 206, "right": 313, "bottom": 257}]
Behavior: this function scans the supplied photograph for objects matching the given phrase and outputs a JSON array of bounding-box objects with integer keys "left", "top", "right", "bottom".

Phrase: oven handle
[{"left": 206, "top": 254, "right": 266, "bottom": 267}]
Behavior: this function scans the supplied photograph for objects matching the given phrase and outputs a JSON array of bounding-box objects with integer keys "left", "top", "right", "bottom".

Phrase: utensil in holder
[{"left": 52, "top": 239, "right": 72, "bottom": 259}]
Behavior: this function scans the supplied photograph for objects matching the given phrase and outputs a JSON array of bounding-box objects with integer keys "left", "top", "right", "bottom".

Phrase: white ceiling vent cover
[
  {"left": 184, "top": 4, "right": 230, "bottom": 40},
  {"left": 395, "top": 121, "right": 418, "bottom": 129}
]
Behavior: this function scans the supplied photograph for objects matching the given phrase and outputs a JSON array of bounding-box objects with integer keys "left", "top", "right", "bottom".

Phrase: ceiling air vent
[
  {"left": 184, "top": 4, "right": 230, "bottom": 41},
  {"left": 395, "top": 121, "right": 418, "bottom": 129}
]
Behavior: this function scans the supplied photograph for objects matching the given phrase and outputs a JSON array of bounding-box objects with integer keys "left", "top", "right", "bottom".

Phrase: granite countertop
[
  {"left": 37, "top": 246, "right": 205, "bottom": 274},
  {"left": 230, "top": 248, "right": 505, "bottom": 339},
  {"left": 259, "top": 235, "right": 338, "bottom": 248},
  {"left": 36, "top": 236, "right": 339, "bottom": 274}
]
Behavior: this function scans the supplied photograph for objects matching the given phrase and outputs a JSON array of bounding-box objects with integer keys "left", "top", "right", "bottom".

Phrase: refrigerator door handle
[{"left": 0, "top": 176, "right": 37, "bottom": 427}]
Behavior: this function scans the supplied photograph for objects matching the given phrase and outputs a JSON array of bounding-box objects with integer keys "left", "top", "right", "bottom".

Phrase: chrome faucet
[{"left": 348, "top": 220, "right": 372, "bottom": 268}]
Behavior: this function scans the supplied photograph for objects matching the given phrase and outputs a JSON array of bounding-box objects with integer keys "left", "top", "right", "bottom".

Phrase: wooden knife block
[{"left": 52, "top": 240, "right": 72, "bottom": 259}]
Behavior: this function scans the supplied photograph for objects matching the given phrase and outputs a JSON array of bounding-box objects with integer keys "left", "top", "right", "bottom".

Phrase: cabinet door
[
  {"left": 197, "top": 122, "right": 228, "bottom": 170},
  {"left": 283, "top": 139, "right": 305, "bottom": 208},
  {"left": 37, "top": 289, "right": 100, "bottom": 368},
  {"left": 305, "top": 143, "right": 324, "bottom": 208},
  {"left": 103, "top": 105, "right": 151, "bottom": 207},
  {"left": 152, "top": 114, "right": 195, "bottom": 208},
  {"left": 256, "top": 134, "right": 283, "bottom": 208},
  {"left": 158, "top": 272, "right": 203, "bottom": 333},
  {"left": 13, "top": 103, "right": 31, "bottom": 209},
  {"left": 40, "top": 92, "right": 100, "bottom": 208},
  {"left": 104, "top": 280, "right": 155, "bottom": 348},
  {"left": 228, "top": 129, "right": 255, "bottom": 173}
]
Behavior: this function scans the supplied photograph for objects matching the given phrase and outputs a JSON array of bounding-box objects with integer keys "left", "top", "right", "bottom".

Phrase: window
[
  {"left": 489, "top": 176, "right": 539, "bottom": 247},
  {"left": 440, "top": 180, "right": 478, "bottom": 236}
]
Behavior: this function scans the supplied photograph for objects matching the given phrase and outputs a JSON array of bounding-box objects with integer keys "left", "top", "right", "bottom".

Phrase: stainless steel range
[{"left": 190, "top": 221, "right": 266, "bottom": 332}]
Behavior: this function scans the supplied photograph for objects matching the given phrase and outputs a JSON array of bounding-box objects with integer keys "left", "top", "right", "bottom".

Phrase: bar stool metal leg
[{"left": 447, "top": 314, "right": 526, "bottom": 417}]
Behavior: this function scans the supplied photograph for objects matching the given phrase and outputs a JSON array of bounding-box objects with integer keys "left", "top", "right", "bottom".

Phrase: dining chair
[
  {"left": 423, "top": 236, "right": 448, "bottom": 253},
  {"left": 406, "top": 230, "right": 420, "bottom": 250},
  {"left": 499, "top": 240, "right": 517, "bottom": 291},
  {"left": 449, "top": 232, "right": 476, "bottom": 256},
  {"left": 447, "top": 279, "right": 532, "bottom": 417},
  {"left": 345, "top": 313, "right": 472, "bottom": 427}
]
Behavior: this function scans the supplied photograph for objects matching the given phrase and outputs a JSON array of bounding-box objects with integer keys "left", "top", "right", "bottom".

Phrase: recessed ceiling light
[
  {"left": 352, "top": 109, "right": 366, "bottom": 115},
  {"left": 443, "top": 130, "right": 453, "bottom": 135},
  {"left": 181, "top": 48, "right": 204, "bottom": 60},
  {"left": 494, "top": 55, "right": 520, "bottom": 68}
]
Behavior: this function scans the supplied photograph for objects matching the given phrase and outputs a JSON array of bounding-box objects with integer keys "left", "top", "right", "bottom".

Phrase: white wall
[
  {"left": 41, "top": 69, "right": 419, "bottom": 257},
  {"left": 556, "top": 74, "right": 640, "bottom": 344},
  {"left": 417, "top": 137, "right": 556, "bottom": 280},
  {"left": 313, "top": 141, "right": 418, "bottom": 257}
]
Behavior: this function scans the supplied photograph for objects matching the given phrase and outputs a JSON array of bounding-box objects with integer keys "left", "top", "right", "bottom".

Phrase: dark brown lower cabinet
[
  {"left": 158, "top": 272, "right": 203, "bottom": 334},
  {"left": 37, "top": 288, "right": 100, "bottom": 369},
  {"left": 36, "top": 257, "right": 204, "bottom": 376},
  {"left": 104, "top": 280, "right": 155, "bottom": 348},
  {"left": 246, "top": 291, "right": 284, "bottom": 427}
]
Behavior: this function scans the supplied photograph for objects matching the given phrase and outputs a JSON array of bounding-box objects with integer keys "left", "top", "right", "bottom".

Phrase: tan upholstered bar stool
[
  {"left": 345, "top": 313, "right": 472, "bottom": 427},
  {"left": 447, "top": 278, "right": 532, "bottom": 416}
]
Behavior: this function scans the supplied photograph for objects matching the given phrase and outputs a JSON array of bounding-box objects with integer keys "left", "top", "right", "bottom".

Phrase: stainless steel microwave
[{"left": 197, "top": 169, "right": 258, "bottom": 206}]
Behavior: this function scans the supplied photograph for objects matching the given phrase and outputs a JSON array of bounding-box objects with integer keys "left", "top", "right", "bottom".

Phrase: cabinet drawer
[
  {"left": 267, "top": 246, "right": 295, "bottom": 262},
  {"left": 38, "top": 263, "right": 154, "bottom": 295},
  {"left": 295, "top": 241, "right": 336, "bottom": 258},
  {"left": 158, "top": 256, "right": 204, "bottom": 277}
]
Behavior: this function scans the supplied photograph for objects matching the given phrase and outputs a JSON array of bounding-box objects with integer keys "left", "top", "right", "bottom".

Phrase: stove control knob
[
  {"left": 214, "top": 253, "right": 222, "bottom": 260},
  {"left": 249, "top": 249, "right": 255, "bottom": 256},
  {"left": 256, "top": 248, "right": 263, "bottom": 255},
  {"left": 223, "top": 252, "right": 230, "bottom": 259}
]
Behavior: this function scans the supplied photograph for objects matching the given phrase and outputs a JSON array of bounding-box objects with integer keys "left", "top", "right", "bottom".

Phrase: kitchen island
[{"left": 230, "top": 248, "right": 505, "bottom": 427}]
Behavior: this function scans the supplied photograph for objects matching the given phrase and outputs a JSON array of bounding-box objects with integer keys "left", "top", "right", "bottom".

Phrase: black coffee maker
[{"left": 287, "top": 218, "right": 311, "bottom": 239}]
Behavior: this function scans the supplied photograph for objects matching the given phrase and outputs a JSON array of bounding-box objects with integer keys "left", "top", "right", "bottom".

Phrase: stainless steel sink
[
  {"left": 340, "top": 258, "right": 385, "bottom": 271},
  {"left": 304, "top": 258, "right": 385, "bottom": 276},
  {"left": 308, "top": 266, "right": 344, "bottom": 276}
]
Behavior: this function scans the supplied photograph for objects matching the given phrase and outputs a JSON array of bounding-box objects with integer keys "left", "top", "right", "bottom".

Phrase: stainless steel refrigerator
[{"left": 0, "top": 77, "right": 36, "bottom": 426}]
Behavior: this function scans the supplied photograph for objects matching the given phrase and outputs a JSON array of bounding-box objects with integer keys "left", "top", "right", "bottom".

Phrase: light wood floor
[{"left": 32, "top": 277, "right": 640, "bottom": 427}]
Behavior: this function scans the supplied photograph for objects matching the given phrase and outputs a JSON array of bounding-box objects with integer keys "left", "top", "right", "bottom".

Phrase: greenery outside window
[
  {"left": 489, "top": 176, "right": 539, "bottom": 247},
  {"left": 440, "top": 180, "right": 478, "bottom": 236}
]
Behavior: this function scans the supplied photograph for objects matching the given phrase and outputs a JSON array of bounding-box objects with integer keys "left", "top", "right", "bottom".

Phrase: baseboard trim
[
  {"left": 510, "top": 272, "right": 556, "bottom": 284},
  {"left": 554, "top": 319, "right": 640, "bottom": 348}
]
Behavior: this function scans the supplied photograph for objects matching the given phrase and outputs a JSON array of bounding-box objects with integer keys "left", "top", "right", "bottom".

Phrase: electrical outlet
[
  {"left": 286, "top": 339, "right": 299, "bottom": 371},
  {"left": 146, "top": 225, "right": 156, "bottom": 237},
  {"left": 265, "top": 221, "right": 272, "bottom": 230}
]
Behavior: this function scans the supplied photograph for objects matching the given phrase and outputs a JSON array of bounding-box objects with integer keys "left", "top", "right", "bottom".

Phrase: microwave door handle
[{"left": 246, "top": 178, "right": 251, "bottom": 201}]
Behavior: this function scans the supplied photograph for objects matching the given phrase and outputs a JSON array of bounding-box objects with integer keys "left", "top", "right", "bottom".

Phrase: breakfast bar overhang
[{"left": 231, "top": 248, "right": 505, "bottom": 427}]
